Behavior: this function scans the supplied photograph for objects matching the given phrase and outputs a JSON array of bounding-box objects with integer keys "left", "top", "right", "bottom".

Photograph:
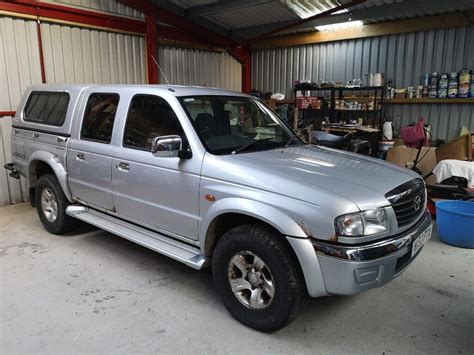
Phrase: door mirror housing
[{"left": 151, "top": 135, "right": 191, "bottom": 159}]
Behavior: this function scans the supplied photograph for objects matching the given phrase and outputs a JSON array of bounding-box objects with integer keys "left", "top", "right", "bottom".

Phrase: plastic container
[
  {"left": 459, "top": 68, "right": 471, "bottom": 98},
  {"left": 436, "top": 201, "right": 474, "bottom": 248},
  {"left": 448, "top": 72, "right": 458, "bottom": 98},
  {"left": 438, "top": 73, "right": 448, "bottom": 98},
  {"left": 378, "top": 140, "right": 395, "bottom": 151},
  {"left": 428, "top": 72, "right": 438, "bottom": 98}
]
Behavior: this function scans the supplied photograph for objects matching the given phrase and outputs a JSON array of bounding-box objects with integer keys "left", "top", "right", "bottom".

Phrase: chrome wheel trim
[
  {"left": 227, "top": 251, "right": 275, "bottom": 310},
  {"left": 41, "top": 188, "right": 58, "bottom": 222}
]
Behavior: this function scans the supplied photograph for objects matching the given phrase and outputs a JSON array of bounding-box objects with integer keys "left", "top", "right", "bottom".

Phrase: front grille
[{"left": 385, "top": 179, "right": 426, "bottom": 227}]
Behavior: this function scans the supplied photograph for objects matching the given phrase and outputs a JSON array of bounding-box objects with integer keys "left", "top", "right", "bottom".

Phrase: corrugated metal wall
[
  {"left": 0, "top": 17, "right": 43, "bottom": 206},
  {"left": 0, "top": 14, "right": 242, "bottom": 205},
  {"left": 252, "top": 26, "right": 474, "bottom": 140},
  {"left": 0, "top": 15, "right": 146, "bottom": 205},
  {"left": 40, "top": 23, "right": 146, "bottom": 84},
  {"left": 49, "top": 0, "right": 145, "bottom": 19},
  {"left": 0, "top": 17, "right": 43, "bottom": 111},
  {"left": 158, "top": 46, "right": 242, "bottom": 92}
]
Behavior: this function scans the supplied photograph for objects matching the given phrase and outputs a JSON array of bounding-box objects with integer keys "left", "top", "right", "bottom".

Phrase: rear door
[
  {"left": 67, "top": 92, "right": 120, "bottom": 211},
  {"left": 111, "top": 94, "right": 201, "bottom": 240}
]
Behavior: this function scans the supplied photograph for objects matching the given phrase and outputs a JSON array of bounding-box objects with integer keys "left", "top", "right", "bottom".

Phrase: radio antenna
[{"left": 151, "top": 55, "right": 170, "bottom": 85}]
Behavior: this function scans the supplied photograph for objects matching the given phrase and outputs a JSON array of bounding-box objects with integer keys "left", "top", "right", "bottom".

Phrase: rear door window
[
  {"left": 24, "top": 91, "right": 70, "bottom": 126},
  {"left": 81, "top": 93, "right": 120, "bottom": 144}
]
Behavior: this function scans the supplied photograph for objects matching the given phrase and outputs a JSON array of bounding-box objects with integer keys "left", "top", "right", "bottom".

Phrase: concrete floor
[{"left": 0, "top": 203, "right": 472, "bottom": 354}]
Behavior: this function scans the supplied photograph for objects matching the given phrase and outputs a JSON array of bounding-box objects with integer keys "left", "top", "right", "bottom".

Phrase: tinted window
[
  {"left": 81, "top": 93, "right": 119, "bottom": 143},
  {"left": 24, "top": 91, "right": 69, "bottom": 126},
  {"left": 123, "top": 95, "right": 184, "bottom": 151}
]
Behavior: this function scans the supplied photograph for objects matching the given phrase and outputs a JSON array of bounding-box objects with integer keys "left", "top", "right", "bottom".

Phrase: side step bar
[
  {"left": 4, "top": 163, "right": 20, "bottom": 179},
  {"left": 66, "top": 205, "right": 208, "bottom": 270}
]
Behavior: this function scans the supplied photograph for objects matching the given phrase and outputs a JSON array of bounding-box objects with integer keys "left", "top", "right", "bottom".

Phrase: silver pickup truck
[{"left": 5, "top": 84, "right": 432, "bottom": 331}]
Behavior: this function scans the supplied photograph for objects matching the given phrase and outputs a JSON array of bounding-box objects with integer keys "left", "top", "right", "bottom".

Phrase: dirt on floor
[{"left": 0, "top": 203, "right": 473, "bottom": 354}]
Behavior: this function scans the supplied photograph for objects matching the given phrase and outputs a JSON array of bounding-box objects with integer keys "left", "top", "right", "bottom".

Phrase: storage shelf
[
  {"left": 334, "top": 109, "right": 381, "bottom": 112},
  {"left": 293, "top": 86, "right": 384, "bottom": 92},
  {"left": 385, "top": 98, "right": 474, "bottom": 104}
]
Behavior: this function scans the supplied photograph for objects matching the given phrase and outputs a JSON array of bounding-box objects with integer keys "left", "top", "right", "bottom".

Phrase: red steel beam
[
  {"left": 0, "top": 111, "right": 16, "bottom": 117},
  {"left": 146, "top": 13, "right": 158, "bottom": 84},
  {"left": 117, "top": 0, "right": 236, "bottom": 48},
  {"left": 0, "top": 1, "right": 146, "bottom": 34},
  {"left": 1, "top": 1, "right": 252, "bottom": 91},
  {"left": 228, "top": 45, "right": 252, "bottom": 92},
  {"left": 0, "top": 2, "right": 213, "bottom": 47},
  {"left": 118, "top": 0, "right": 250, "bottom": 91},
  {"left": 241, "top": 46, "right": 252, "bottom": 93}
]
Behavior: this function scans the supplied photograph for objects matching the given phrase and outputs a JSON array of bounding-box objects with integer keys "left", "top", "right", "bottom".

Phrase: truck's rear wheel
[
  {"left": 36, "top": 174, "right": 77, "bottom": 234},
  {"left": 212, "top": 224, "right": 307, "bottom": 332}
]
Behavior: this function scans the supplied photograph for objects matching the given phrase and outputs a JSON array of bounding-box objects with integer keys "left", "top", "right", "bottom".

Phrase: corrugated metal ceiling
[
  {"left": 206, "top": 2, "right": 297, "bottom": 30},
  {"left": 165, "top": 0, "right": 474, "bottom": 38},
  {"left": 281, "top": 0, "right": 343, "bottom": 19},
  {"left": 168, "top": 0, "right": 215, "bottom": 8}
]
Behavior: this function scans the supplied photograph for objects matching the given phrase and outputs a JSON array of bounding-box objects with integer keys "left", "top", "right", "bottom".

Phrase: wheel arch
[
  {"left": 28, "top": 151, "right": 73, "bottom": 202},
  {"left": 200, "top": 198, "right": 308, "bottom": 257}
]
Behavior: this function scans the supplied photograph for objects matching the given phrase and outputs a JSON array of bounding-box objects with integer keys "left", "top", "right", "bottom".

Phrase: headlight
[
  {"left": 335, "top": 213, "right": 363, "bottom": 236},
  {"left": 335, "top": 209, "right": 388, "bottom": 237}
]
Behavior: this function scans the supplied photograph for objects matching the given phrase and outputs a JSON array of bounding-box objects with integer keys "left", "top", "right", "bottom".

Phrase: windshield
[{"left": 178, "top": 95, "right": 300, "bottom": 155}]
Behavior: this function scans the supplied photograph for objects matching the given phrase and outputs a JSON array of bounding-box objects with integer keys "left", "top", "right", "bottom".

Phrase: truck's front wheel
[
  {"left": 212, "top": 224, "right": 307, "bottom": 332},
  {"left": 36, "top": 174, "right": 77, "bottom": 234}
]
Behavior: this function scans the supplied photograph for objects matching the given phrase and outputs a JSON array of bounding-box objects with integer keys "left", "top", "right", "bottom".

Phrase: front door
[
  {"left": 111, "top": 94, "right": 201, "bottom": 240},
  {"left": 67, "top": 93, "right": 120, "bottom": 211}
]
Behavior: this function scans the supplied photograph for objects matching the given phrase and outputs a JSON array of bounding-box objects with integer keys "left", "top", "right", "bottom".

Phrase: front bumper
[{"left": 289, "top": 211, "right": 432, "bottom": 297}]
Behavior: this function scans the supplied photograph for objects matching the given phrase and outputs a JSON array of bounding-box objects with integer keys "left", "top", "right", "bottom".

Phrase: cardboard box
[
  {"left": 436, "top": 133, "right": 473, "bottom": 162},
  {"left": 387, "top": 134, "right": 472, "bottom": 186},
  {"left": 386, "top": 145, "right": 437, "bottom": 184}
]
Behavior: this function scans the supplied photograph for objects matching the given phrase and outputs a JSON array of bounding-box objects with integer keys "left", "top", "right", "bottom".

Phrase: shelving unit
[
  {"left": 385, "top": 98, "right": 474, "bottom": 104},
  {"left": 293, "top": 86, "right": 385, "bottom": 130}
]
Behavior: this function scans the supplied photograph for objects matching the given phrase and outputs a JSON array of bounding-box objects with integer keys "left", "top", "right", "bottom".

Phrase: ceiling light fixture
[{"left": 315, "top": 20, "right": 363, "bottom": 32}]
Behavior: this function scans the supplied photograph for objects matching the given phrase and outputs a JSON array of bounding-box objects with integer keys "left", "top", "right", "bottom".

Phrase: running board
[{"left": 66, "top": 205, "right": 208, "bottom": 270}]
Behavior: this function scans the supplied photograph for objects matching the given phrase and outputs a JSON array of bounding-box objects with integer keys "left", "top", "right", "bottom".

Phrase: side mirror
[{"left": 151, "top": 135, "right": 192, "bottom": 159}]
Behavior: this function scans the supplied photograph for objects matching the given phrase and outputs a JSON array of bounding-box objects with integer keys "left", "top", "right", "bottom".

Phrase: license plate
[{"left": 411, "top": 225, "right": 432, "bottom": 257}]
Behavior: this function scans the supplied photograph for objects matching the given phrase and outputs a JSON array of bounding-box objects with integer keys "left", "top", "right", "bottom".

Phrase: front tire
[
  {"left": 212, "top": 224, "right": 307, "bottom": 332},
  {"left": 36, "top": 174, "right": 77, "bottom": 234}
]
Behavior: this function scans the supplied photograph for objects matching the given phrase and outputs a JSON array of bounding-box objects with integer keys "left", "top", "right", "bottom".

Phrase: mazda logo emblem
[{"left": 414, "top": 195, "right": 422, "bottom": 211}]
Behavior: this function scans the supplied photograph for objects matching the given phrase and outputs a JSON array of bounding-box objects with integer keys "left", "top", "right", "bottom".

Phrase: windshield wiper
[{"left": 232, "top": 138, "right": 273, "bottom": 155}]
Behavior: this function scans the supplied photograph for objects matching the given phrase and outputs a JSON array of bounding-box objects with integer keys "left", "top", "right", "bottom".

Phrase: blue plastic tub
[{"left": 436, "top": 201, "right": 474, "bottom": 249}]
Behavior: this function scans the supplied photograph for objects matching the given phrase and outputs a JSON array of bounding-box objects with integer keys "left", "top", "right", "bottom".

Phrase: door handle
[
  {"left": 118, "top": 162, "right": 130, "bottom": 171},
  {"left": 76, "top": 153, "right": 85, "bottom": 161}
]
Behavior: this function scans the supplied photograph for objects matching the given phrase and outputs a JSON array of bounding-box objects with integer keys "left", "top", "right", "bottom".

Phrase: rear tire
[
  {"left": 36, "top": 174, "right": 78, "bottom": 234},
  {"left": 212, "top": 224, "right": 307, "bottom": 332}
]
